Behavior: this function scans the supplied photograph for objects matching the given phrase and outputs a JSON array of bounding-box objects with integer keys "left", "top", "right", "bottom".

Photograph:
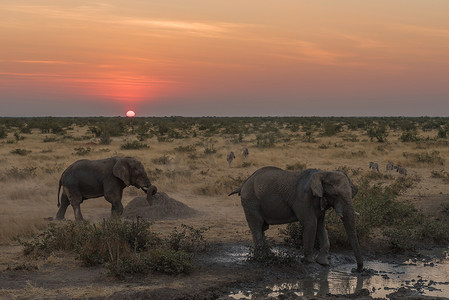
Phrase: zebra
[
  {"left": 242, "top": 148, "right": 249, "bottom": 160},
  {"left": 227, "top": 151, "right": 236, "bottom": 167},
  {"left": 369, "top": 162, "right": 379, "bottom": 172},
  {"left": 386, "top": 161, "right": 395, "bottom": 173},
  {"left": 395, "top": 165, "right": 407, "bottom": 175}
]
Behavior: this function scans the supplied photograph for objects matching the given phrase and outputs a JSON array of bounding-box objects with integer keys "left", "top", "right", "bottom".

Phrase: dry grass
[{"left": 0, "top": 124, "right": 448, "bottom": 246}]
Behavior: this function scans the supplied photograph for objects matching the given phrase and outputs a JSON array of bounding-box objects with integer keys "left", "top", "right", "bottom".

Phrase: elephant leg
[
  {"left": 65, "top": 188, "right": 84, "bottom": 221},
  {"left": 56, "top": 193, "right": 70, "bottom": 220},
  {"left": 315, "top": 217, "right": 330, "bottom": 266},
  {"left": 105, "top": 189, "right": 123, "bottom": 217},
  {"left": 302, "top": 219, "right": 318, "bottom": 264},
  {"left": 242, "top": 203, "right": 266, "bottom": 254}
]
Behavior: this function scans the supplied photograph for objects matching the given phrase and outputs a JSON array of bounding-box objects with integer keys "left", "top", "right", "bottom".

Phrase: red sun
[{"left": 126, "top": 110, "right": 136, "bottom": 117}]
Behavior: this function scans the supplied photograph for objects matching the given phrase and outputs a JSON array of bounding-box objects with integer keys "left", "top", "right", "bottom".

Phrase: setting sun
[{"left": 126, "top": 110, "right": 136, "bottom": 117}]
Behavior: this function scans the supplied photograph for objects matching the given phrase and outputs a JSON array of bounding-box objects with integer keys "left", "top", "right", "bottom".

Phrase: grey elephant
[
  {"left": 228, "top": 166, "right": 363, "bottom": 271},
  {"left": 56, "top": 156, "right": 157, "bottom": 220}
]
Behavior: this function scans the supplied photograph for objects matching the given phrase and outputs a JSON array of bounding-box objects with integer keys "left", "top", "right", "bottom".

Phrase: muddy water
[{"left": 220, "top": 246, "right": 449, "bottom": 299}]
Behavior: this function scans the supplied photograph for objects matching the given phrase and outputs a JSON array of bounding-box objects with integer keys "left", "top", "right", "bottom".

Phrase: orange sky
[{"left": 1, "top": 1, "right": 449, "bottom": 116}]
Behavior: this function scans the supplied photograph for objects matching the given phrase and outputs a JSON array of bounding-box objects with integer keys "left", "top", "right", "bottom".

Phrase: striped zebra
[
  {"left": 386, "top": 161, "right": 395, "bottom": 173},
  {"left": 395, "top": 165, "right": 407, "bottom": 175},
  {"left": 369, "top": 162, "right": 379, "bottom": 172},
  {"left": 227, "top": 151, "right": 236, "bottom": 168}
]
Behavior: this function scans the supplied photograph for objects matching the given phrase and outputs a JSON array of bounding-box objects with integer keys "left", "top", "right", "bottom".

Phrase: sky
[{"left": 1, "top": 0, "right": 449, "bottom": 117}]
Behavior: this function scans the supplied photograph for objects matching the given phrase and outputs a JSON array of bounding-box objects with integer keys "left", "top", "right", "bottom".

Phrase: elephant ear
[
  {"left": 337, "top": 169, "right": 358, "bottom": 198},
  {"left": 310, "top": 172, "right": 323, "bottom": 198},
  {"left": 113, "top": 159, "right": 131, "bottom": 186}
]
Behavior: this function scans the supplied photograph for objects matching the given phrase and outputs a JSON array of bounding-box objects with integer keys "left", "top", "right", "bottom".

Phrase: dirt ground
[{"left": 1, "top": 191, "right": 449, "bottom": 300}]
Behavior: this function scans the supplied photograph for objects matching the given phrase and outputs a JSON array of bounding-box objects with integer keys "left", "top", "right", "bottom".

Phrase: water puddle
[{"left": 224, "top": 246, "right": 449, "bottom": 299}]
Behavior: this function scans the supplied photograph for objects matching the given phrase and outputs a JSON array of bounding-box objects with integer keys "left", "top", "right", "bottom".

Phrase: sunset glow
[
  {"left": 1, "top": 1, "right": 449, "bottom": 116},
  {"left": 126, "top": 110, "right": 136, "bottom": 117}
]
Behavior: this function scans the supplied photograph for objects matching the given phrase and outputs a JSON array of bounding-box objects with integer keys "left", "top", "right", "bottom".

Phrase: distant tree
[
  {"left": 437, "top": 125, "right": 448, "bottom": 139},
  {"left": 367, "top": 124, "right": 389, "bottom": 143},
  {"left": 0, "top": 126, "right": 7, "bottom": 139}
]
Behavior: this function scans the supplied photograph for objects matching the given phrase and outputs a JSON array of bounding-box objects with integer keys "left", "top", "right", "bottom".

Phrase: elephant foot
[
  {"left": 315, "top": 253, "right": 330, "bottom": 266},
  {"left": 55, "top": 214, "right": 65, "bottom": 220},
  {"left": 303, "top": 254, "right": 315, "bottom": 264}
]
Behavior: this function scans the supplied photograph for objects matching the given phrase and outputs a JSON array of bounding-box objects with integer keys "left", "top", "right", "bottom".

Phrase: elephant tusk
[
  {"left": 355, "top": 211, "right": 360, "bottom": 216},
  {"left": 338, "top": 212, "right": 344, "bottom": 219},
  {"left": 141, "top": 186, "right": 149, "bottom": 193}
]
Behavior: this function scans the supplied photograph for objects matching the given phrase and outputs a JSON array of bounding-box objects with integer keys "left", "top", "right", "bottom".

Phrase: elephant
[
  {"left": 56, "top": 156, "right": 157, "bottom": 220},
  {"left": 228, "top": 166, "right": 363, "bottom": 271}
]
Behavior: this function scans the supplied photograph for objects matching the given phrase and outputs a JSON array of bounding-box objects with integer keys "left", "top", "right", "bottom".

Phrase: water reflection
[{"left": 229, "top": 252, "right": 449, "bottom": 299}]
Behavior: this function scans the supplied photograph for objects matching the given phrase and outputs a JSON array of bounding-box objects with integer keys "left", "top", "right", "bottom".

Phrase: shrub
[
  {"left": 1, "top": 166, "right": 37, "bottom": 180},
  {"left": 14, "top": 132, "right": 25, "bottom": 141},
  {"left": 0, "top": 126, "right": 7, "bottom": 139},
  {"left": 285, "top": 162, "right": 307, "bottom": 171},
  {"left": 403, "top": 151, "right": 445, "bottom": 165},
  {"left": 151, "top": 154, "right": 172, "bottom": 165},
  {"left": 10, "top": 148, "right": 31, "bottom": 156},
  {"left": 43, "top": 136, "right": 58, "bottom": 142},
  {"left": 20, "top": 219, "right": 204, "bottom": 277},
  {"left": 99, "top": 133, "right": 111, "bottom": 145},
  {"left": 203, "top": 140, "right": 216, "bottom": 154},
  {"left": 175, "top": 145, "right": 196, "bottom": 152},
  {"left": 430, "top": 170, "right": 449, "bottom": 182},
  {"left": 256, "top": 133, "right": 277, "bottom": 148},
  {"left": 279, "top": 174, "right": 449, "bottom": 253},
  {"left": 322, "top": 122, "right": 342, "bottom": 136},
  {"left": 167, "top": 224, "right": 208, "bottom": 253},
  {"left": 120, "top": 140, "right": 149, "bottom": 150},
  {"left": 367, "top": 124, "right": 388, "bottom": 142},
  {"left": 73, "top": 147, "right": 91, "bottom": 155},
  {"left": 437, "top": 126, "right": 448, "bottom": 139},
  {"left": 147, "top": 248, "right": 193, "bottom": 274},
  {"left": 400, "top": 130, "right": 420, "bottom": 142}
]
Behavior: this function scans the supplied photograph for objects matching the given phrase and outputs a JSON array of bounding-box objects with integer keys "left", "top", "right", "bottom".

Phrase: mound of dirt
[{"left": 123, "top": 192, "right": 198, "bottom": 220}]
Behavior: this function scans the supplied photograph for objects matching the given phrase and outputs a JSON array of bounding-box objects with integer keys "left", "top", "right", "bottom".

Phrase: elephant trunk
[
  {"left": 342, "top": 205, "right": 363, "bottom": 272},
  {"left": 145, "top": 185, "right": 158, "bottom": 206}
]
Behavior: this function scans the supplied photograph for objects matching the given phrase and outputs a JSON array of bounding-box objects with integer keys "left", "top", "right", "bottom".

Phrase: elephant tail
[
  {"left": 228, "top": 187, "right": 241, "bottom": 196},
  {"left": 57, "top": 179, "right": 62, "bottom": 208}
]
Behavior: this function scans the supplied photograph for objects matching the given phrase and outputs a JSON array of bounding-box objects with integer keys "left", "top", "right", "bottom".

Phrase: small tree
[{"left": 367, "top": 124, "right": 389, "bottom": 143}]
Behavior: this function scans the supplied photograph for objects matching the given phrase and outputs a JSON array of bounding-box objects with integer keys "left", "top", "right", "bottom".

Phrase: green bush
[
  {"left": 280, "top": 174, "right": 449, "bottom": 253},
  {"left": 367, "top": 124, "right": 389, "bottom": 142},
  {"left": 148, "top": 248, "right": 193, "bottom": 274},
  {"left": 167, "top": 224, "right": 208, "bottom": 253}
]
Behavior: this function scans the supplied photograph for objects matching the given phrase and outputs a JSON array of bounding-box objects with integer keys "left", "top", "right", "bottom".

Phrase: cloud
[
  {"left": 1, "top": 3, "right": 245, "bottom": 38},
  {"left": 15, "top": 60, "right": 85, "bottom": 65},
  {"left": 394, "top": 23, "right": 449, "bottom": 38},
  {"left": 339, "top": 34, "right": 388, "bottom": 49}
]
